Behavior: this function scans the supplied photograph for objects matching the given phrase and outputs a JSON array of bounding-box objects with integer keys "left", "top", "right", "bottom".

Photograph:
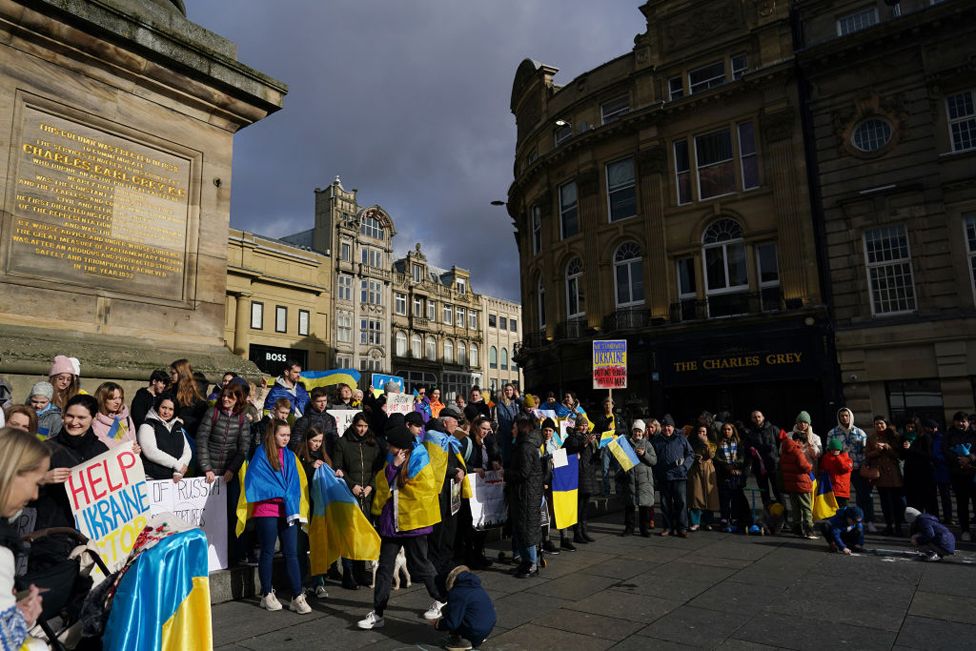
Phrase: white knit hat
[{"left": 632, "top": 419, "right": 646, "bottom": 432}]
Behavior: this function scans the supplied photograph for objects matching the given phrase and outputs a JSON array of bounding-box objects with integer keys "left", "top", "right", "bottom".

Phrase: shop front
[{"left": 249, "top": 344, "right": 309, "bottom": 377}]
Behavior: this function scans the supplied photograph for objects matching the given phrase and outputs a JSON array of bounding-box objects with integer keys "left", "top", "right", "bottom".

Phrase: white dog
[{"left": 367, "top": 548, "right": 411, "bottom": 589}]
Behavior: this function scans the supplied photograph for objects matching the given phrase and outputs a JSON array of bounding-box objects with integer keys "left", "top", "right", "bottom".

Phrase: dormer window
[
  {"left": 360, "top": 215, "right": 384, "bottom": 239},
  {"left": 457, "top": 279, "right": 467, "bottom": 295},
  {"left": 412, "top": 264, "right": 423, "bottom": 282}
]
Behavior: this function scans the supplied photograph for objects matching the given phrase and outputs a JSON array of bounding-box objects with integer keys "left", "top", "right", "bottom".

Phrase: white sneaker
[
  {"left": 314, "top": 584, "right": 329, "bottom": 599},
  {"left": 290, "top": 593, "right": 312, "bottom": 614},
  {"left": 358, "top": 610, "right": 385, "bottom": 629},
  {"left": 260, "top": 590, "right": 282, "bottom": 612},
  {"left": 922, "top": 551, "right": 941, "bottom": 562},
  {"left": 424, "top": 599, "right": 446, "bottom": 621},
  {"left": 961, "top": 531, "right": 972, "bottom": 542},
  {"left": 867, "top": 522, "right": 878, "bottom": 533}
]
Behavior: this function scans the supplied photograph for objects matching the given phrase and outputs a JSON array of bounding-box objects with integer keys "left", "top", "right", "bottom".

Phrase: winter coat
[
  {"left": 494, "top": 398, "right": 522, "bottom": 466},
  {"left": 137, "top": 409, "right": 191, "bottom": 480},
  {"left": 130, "top": 387, "right": 156, "bottom": 428},
  {"left": 865, "top": 431, "right": 903, "bottom": 489},
  {"left": 779, "top": 438, "right": 813, "bottom": 493},
  {"left": 944, "top": 427, "right": 976, "bottom": 479},
  {"left": 168, "top": 393, "right": 208, "bottom": 439},
  {"left": 466, "top": 436, "right": 501, "bottom": 472},
  {"left": 263, "top": 377, "right": 310, "bottom": 418},
  {"left": 903, "top": 433, "right": 935, "bottom": 494},
  {"left": 468, "top": 400, "right": 492, "bottom": 421},
  {"left": 564, "top": 430, "right": 601, "bottom": 496},
  {"left": 744, "top": 418, "right": 780, "bottom": 474},
  {"left": 299, "top": 447, "right": 330, "bottom": 500},
  {"left": 911, "top": 513, "right": 956, "bottom": 554},
  {"left": 791, "top": 427, "right": 822, "bottom": 466},
  {"left": 509, "top": 429, "right": 544, "bottom": 547},
  {"left": 622, "top": 437, "right": 657, "bottom": 507},
  {"left": 819, "top": 451, "right": 854, "bottom": 498},
  {"left": 436, "top": 571, "right": 496, "bottom": 640},
  {"left": 91, "top": 407, "right": 137, "bottom": 448},
  {"left": 713, "top": 437, "right": 749, "bottom": 489},
  {"left": 291, "top": 407, "right": 338, "bottom": 458},
  {"left": 333, "top": 429, "right": 384, "bottom": 495},
  {"left": 34, "top": 430, "right": 108, "bottom": 532},
  {"left": 35, "top": 403, "right": 62, "bottom": 440},
  {"left": 827, "top": 409, "right": 868, "bottom": 469},
  {"left": 196, "top": 406, "right": 250, "bottom": 475},
  {"left": 687, "top": 437, "right": 719, "bottom": 511},
  {"left": 593, "top": 412, "right": 616, "bottom": 435},
  {"left": 651, "top": 433, "right": 694, "bottom": 482},
  {"left": 931, "top": 429, "right": 951, "bottom": 484}
]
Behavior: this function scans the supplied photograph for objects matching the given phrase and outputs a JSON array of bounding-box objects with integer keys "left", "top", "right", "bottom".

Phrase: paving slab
[
  {"left": 731, "top": 612, "right": 897, "bottom": 651},
  {"left": 908, "top": 590, "right": 976, "bottom": 625},
  {"left": 487, "top": 623, "right": 616, "bottom": 651},
  {"left": 489, "top": 590, "right": 573, "bottom": 630},
  {"left": 637, "top": 605, "right": 747, "bottom": 648},
  {"left": 894, "top": 615, "right": 976, "bottom": 650},
  {"left": 532, "top": 607, "right": 645, "bottom": 641},
  {"left": 525, "top": 572, "right": 620, "bottom": 601},
  {"left": 565, "top": 588, "right": 676, "bottom": 623}
]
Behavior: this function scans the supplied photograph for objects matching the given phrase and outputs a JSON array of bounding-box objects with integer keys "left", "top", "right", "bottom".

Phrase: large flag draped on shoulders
[
  {"left": 300, "top": 368, "right": 361, "bottom": 391},
  {"left": 607, "top": 434, "right": 640, "bottom": 473},
  {"left": 372, "top": 442, "right": 441, "bottom": 531},
  {"left": 309, "top": 464, "right": 380, "bottom": 574},
  {"left": 422, "top": 429, "right": 460, "bottom": 483},
  {"left": 811, "top": 471, "right": 839, "bottom": 521},
  {"left": 103, "top": 528, "right": 212, "bottom": 651},
  {"left": 551, "top": 453, "right": 579, "bottom": 529},
  {"left": 236, "top": 445, "right": 309, "bottom": 537}
]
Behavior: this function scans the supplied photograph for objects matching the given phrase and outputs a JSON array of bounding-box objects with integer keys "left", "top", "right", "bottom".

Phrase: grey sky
[{"left": 186, "top": 1, "right": 644, "bottom": 301}]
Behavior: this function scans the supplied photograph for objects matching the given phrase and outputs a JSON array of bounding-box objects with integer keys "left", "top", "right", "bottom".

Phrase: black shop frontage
[{"left": 650, "top": 319, "right": 841, "bottom": 432}]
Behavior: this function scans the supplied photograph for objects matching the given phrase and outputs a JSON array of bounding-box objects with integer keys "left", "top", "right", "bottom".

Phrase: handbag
[{"left": 859, "top": 465, "right": 880, "bottom": 482}]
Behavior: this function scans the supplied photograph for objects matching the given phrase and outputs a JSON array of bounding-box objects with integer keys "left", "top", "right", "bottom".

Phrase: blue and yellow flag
[
  {"left": 107, "top": 416, "right": 129, "bottom": 441},
  {"left": 236, "top": 447, "right": 309, "bottom": 536},
  {"left": 552, "top": 453, "right": 579, "bottom": 529},
  {"left": 608, "top": 435, "right": 640, "bottom": 473},
  {"left": 300, "top": 368, "right": 361, "bottom": 390},
  {"left": 372, "top": 442, "right": 441, "bottom": 531},
  {"left": 598, "top": 430, "right": 617, "bottom": 449},
  {"left": 422, "top": 429, "right": 459, "bottom": 484},
  {"left": 309, "top": 464, "right": 381, "bottom": 573},
  {"left": 811, "top": 471, "right": 839, "bottom": 521},
  {"left": 103, "top": 528, "right": 212, "bottom": 651}
]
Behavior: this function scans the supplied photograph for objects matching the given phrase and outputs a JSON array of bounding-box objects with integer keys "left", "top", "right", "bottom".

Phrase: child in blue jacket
[
  {"left": 820, "top": 505, "right": 866, "bottom": 555},
  {"left": 432, "top": 565, "right": 496, "bottom": 650},
  {"left": 905, "top": 507, "right": 956, "bottom": 561}
]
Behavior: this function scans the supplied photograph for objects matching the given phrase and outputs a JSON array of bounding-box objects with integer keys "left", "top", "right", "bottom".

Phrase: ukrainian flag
[
  {"left": 608, "top": 435, "right": 640, "bottom": 473},
  {"left": 103, "top": 528, "right": 212, "bottom": 651},
  {"left": 372, "top": 442, "right": 442, "bottom": 531},
  {"left": 300, "top": 368, "right": 361, "bottom": 390},
  {"left": 422, "top": 429, "right": 460, "bottom": 484},
  {"left": 309, "top": 464, "right": 381, "bottom": 574},
  {"left": 107, "top": 416, "right": 129, "bottom": 442},
  {"left": 811, "top": 471, "right": 839, "bottom": 521},
  {"left": 551, "top": 453, "right": 579, "bottom": 529},
  {"left": 236, "top": 446, "right": 309, "bottom": 537},
  {"left": 599, "top": 430, "right": 617, "bottom": 449}
]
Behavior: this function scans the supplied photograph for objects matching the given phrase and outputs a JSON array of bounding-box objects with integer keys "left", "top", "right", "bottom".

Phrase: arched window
[
  {"left": 489, "top": 346, "right": 498, "bottom": 369},
  {"left": 457, "top": 342, "right": 467, "bottom": 366},
  {"left": 395, "top": 331, "right": 407, "bottom": 357},
  {"left": 470, "top": 343, "right": 479, "bottom": 367},
  {"left": 565, "top": 257, "right": 585, "bottom": 318},
  {"left": 360, "top": 215, "right": 383, "bottom": 239},
  {"left": 444, "top": 340, "right": 454, "bottom": 364},
  {"left": 613, "top": 241, "right": 645, "bottom": 307},
  {"left": 426, "top": 336, "right": 437, "bottom": 361},
  {"left": 410, "top": 333, "right": 422, "bottom": 358},
  {"left": 501, "top": 347, "right": 509, "bottom": 370},
  {"left": 702, "top": 218, "right": 748, "bottom": 316},
  {"left": 537, "top": 275, "right": 547, "bottom": 328}
]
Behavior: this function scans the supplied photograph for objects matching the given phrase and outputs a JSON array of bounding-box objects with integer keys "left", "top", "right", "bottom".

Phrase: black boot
[
  {"left": 582, "top": 522, "right": 596, "bottom": 543},
  {"left": 542, "top": 539, "right": 560, "bottom": 555},
  {"left": 573, "top": 525, "right": 588, "bottom": 544},
  {"left": 560, "top": 534, "right": 577, "bottom": 552},
  {"left": 619, "top": 527, "right": 633, "bottom": 537}
]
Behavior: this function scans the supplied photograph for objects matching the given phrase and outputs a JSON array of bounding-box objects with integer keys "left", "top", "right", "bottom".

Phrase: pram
[{"left": 17, "top": 527, "right": 110, "bottom": 651}]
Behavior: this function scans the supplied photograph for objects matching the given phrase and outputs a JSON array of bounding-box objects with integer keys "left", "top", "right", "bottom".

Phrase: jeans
[
  {"left": 951, "top": 476, "right": 976, "bottom": 533},
  {"left": 660, "top": 480, "right": 688, "bottom": 532},
  {"left": 374, "top": 536, "right": 444, "bottom": 615},
  {"left": 851, "top": 471, "right": 875, "bottom": 524},
  {"left": 877, "top": 487, "right": 906, "bottom": 529},
  {"left": 601, "top": 449, "right": 612, "bottom": 495},
  {"left": 255, "top": 516, "right": 302, "bottom": 597},
  {"left": 518, "top": 544, "right": 538, "bottom": 567}
]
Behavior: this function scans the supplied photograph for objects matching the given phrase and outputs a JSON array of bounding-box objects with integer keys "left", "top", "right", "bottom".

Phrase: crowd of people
[{"left": 0, "top": 355, "right": 971, "bottom": 650}]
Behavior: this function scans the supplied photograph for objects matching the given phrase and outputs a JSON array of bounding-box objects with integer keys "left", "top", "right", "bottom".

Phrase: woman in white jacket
[{"left": 137, "top": 394, "right": 191, "bottom": 482}]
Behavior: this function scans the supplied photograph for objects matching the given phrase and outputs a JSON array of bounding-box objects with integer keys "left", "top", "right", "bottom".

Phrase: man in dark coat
[
  {"left": 745, "top": 409, "right": 782, "bottom": 510},
  {"left": 291, "top": 386, "right": 339, "bottom": 458},
  {"left": 651, "top": 415, "right": 694, "bottom": 537},
  {"left": 509, "top": 415, "right": 543, "bottom": 577}
]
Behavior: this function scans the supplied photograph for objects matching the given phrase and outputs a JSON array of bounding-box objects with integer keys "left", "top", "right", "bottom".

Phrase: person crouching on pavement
[
  {"left": 618, "top": 420, "right": 657, "bottom": 537},
  {"left": 431, "top": 565, "right": 497, "bottom": 651},
  {"left": 906, "top": 506, "right": 956, "bottom": 562},
  {"left": 821, "top": 505, "right": 865, "bottom": 555}
]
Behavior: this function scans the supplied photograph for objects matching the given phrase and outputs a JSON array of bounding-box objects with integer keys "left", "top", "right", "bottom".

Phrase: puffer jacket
[
  {"left": 651, "top": 433, "right": 694, "bottom": 482},
  {"left": 820, "top": 451, "right": 854, "bottom": 498},
  {"left": 137, "top": 409, "right": 190, "bottom": 480},
  {"left": 333, "top": 429, "right": 384, "bottom": 496},
  {"left": 196, "top": 406, "right": 249, "bottom": 475},
  {"left": 865, "top": 430, "right": 903, "bottom": 488},
  {"left": 779, "top": 437, "right": 813, "bottom": 493},
  {"left": 509, "top": 429, "right": 543, "bottom": 547},
  {"left": 623, "top": 436, "right": 657, "bottom": 507}
]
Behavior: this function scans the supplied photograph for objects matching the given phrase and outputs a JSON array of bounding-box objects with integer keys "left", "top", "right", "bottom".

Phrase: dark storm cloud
[{"left": 186, "top": 1, "right": 643, "bottom": 300}]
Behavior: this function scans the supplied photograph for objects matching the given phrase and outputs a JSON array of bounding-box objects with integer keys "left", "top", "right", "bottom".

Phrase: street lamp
[
  {"left": 490, "top": 200, "right": 506, "bottom": 206},
  {"left": 555, "top": 119, "right": 571, "bottom": 128}
]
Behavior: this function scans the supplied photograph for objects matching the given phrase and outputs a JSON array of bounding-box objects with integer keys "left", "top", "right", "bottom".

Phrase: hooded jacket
[
  {"left": 35, "top": 403, "right": 62, "bottom": 440},
  {"left": 779, "top": 437, "right": 813, "bottom": 493},
  {"left": 435, "top": 571, "right": 496, "bottom": 640},
  {"left": 263, "top": 376, "right": 310, "bottom": 418},
  {"left": 137, "top": 408, "right": 190, "bottom": 480},
  {"left": 819, "top": 450, "right": 854, "bottom": 498},
  {"left": 91, "top": 406, "right": 137, "bottom": 448},
  {"left": 827, "top": 408, "right": 868, "bottom": 469},
  {"left": 910, "top": 513, "right": 955, "bottom": 554}
]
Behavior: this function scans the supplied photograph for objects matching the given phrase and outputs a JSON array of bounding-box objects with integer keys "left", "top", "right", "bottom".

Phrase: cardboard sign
[
  {"left": 147, "top": 477, "right": 227, "bottom": 572},
  {"left": 468, "top": 471, "right": 507, "bottom": 530},
  {"left": 552, "top": 448, "right": 569, "bottom": 469},
  {"left": 328, "top": 409, "right": 362, "bottom": 437},
  {"left": 371, "top": 374, "right": 405, "bottom": 393},
  {"left": 593, "top": 339, "right": 628, "bottom": 389},
  {"left": 385, "top": 392, "right": 414, "bottom": 416},
  {"left": 66, "top": 446, "right": 150, "bottom": 574}
]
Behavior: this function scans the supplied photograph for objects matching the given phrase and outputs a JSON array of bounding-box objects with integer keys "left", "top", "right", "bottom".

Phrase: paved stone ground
[{"left": 212, "top": 511, "right": 976, "bottom": 650}]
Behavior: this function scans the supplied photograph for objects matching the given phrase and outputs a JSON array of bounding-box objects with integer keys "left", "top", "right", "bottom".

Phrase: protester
[
  {"left": 243, "top": 419, "right": 311, "bottom": 614},
  {"left": 792, "top": 411, "right": 822, "bottom": 465},
  {"left": 428, "top": 406, "right": 466, "bottom": 608},
  {"left": 209, "top": 371, "right": 237, "bottom": 402},
  {"left": 48, "top": 355, "right": 82, "bottom": 412},
  {"left": 619, "top": 420, "right": 657, "bottom": 537},
  {"left": 432, "top": 565, "right": 497, "bottom": 651},
  {"left": 358, "top": 423, "right": 448, "bottom": 631},
  {"left": 687, "top": 424, "right": 719, "bottom": 532},
  {"left": 427, "top": 387, "right": 446, "bottom": 419},
  {"left": 253, "top": 398, "right": 291, "bottom": 453},
  {"left": 866, "top": 415, "right": 906, "bottom": 536},
  {"left": 745, "top": 410, "right": 781, "bottom": 511},
  {"left": 780, "top": 417, "right": 817, "bottom": 539},
  {"left": 903, "top": 419, "right": 937, "bottom": 515},
  {"left": 714, "top": 422, "right": 753, "bottom": 533},
  {"left": 0, "top": 427, "right": 50, "bottom": 649},
  {"left": 509, "top": 415, "right": 543, "bottom": 578},
  {"left": 493, "top": 383, "right": 521, "bottom": 467},
  {"left": 593, "top": 397, "right": 616, "bottom": 496},
  {"left": 458, "top": 416, "right": 499, "bottom": 568},
  {"left": 130, "top": 370, "right": 170, "bottom": 428},
  {"left": 330, "top": 383, "right": 356, "bottom": 410},
  {"left": 820, "top": 437, "right": 854, "bottom": 508},
  {"left": 537, "top": 418, "right": 561, "bottom": 554},
  {"left": 821, "top": 505, "right": 865, "bottom": 555},
  {"left": 3, "top": 406, "right": 36, "bottom": 435},
  {"left": 27, "top": 382, "right": 61, "bottom": 439},
  {"left": 651, "top": 416, "right": 694, "bottom": 537},
  {"left": 137, "top": 394, "right": 190, "bottom": 482},
  {"left": 467, "top": 387, "right": 491, "bottom": 421},
  {"left": 414, "top": 386, "right": 432, "bottom": 423},
  {"left": 927, "top": 420, "right": 953, "bottom": 524},
  {"left": 167, "top": 359, "right": 209, "bottom": 440},
  {"left": 569, "top": 418, "right": 600, "bottom": 543},
  {"left": 906, "top": 506, "right": 956, "bottom": 561},
  {"left": 91, "top": 382, "right": 137, "bottom": 448},
  {"left": 333, "top": 412, "right": 383, "bottom": 590},
  {"left": 291, "top": 387, "right": 338, "bottom": 458},
  {"left": 263, "top": 360, "right": 310, "bottom": 418},
  {"left": 945, "top": 411, "right": 976, "bottom": 542}
]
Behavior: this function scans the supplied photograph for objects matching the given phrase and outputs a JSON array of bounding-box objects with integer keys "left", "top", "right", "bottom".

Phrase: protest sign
[
  {"left": 468, "top": 471, "right": 507, "bottom": 530},
  {"left": 593, "top": 339, "right": 628, "bottom": 389},
  {"left": 385, "top": 392, "right": 414, "bottom": 415},
  {"left": 66, "top": 446, "right": 150, "bottom": 574},
  {"left": 371, "top": 373, "right": 405, "bottom": 393},
  {"left": 147, "top": 477, "right": 227, "bottom": 572},
  {"left": 328, "top": 409, "right": 362, "bottom": 437}
]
